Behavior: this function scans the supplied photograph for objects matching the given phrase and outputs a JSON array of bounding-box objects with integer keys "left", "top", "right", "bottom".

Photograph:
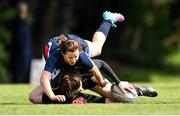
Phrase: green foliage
[
  {"left": 165, "top": 52, "right": 180, "bottom": 65},
  {"left": 0, "top": 0, "right": 179, "bottom": 83},
  {"left": 114, "top": 62, "right": 180, "bottom": 82},
  {"left": 0, "top": 26, "right": 11, "bottom": 82},
  {"left": 109, "top": 0, "right": 178, "bottom": 68},
  {"left": 0, "top": 3, "right": 15, "bottom": 82}
]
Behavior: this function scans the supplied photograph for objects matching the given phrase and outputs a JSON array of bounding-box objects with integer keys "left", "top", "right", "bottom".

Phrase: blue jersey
[
  {"left": 44, "top": 49, "right": 94, "bottom": 89},
  {"left": 44, "top": 49, "right": 94, "bottom": 75},
  {"left": 48, "top": 34, "right": 89, "bottom": 56}
]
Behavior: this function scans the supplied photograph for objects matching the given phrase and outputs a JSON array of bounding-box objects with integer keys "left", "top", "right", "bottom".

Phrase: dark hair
[
  {"left": 57, "top": 34, "right": 67, "bottom": 46},
  {"left": 60, "top": 40, "right": 80, "bottom": 54},
  {"left": 59, "top": 73, "right": 82, "bottom": 96}
]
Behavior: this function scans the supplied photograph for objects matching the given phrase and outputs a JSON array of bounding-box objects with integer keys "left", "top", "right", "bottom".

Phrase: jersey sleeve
[
  {"left": 44, "top": 50, "right": 61, "bottom": 73},
  {"left": 79, "top": 51, "right": 94, "bottom": 70},
  {"left": 49, "top": 37, "right": 59, "bottom": 55}
]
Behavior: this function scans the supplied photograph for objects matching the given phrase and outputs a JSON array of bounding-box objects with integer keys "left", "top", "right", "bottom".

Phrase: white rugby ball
[{"left": 111, "top": 84, "right": 138, "bottom": 103}]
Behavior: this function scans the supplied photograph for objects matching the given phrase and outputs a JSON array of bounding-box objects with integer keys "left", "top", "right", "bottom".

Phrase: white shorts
[{"left": 84, "top": 40, "right": 95, "bottom": 58}]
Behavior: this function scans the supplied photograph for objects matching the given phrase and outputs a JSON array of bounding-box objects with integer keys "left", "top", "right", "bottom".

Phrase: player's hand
[
  {"left": 50, "top": 95, "right": 66, "bottom": 102},
  {"left": 118, "top": 81, "right": 134, "bottom": 95}
]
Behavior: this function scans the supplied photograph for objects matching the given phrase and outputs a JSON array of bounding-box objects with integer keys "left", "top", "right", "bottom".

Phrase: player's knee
[
  {"left": 91, "top": 51, "right": 101, "bottom": 58},
  {"left": 96, "top": 51, "right": 101, "bottom": 56},
  {"left": 28, "top": 94, "right": 35, "bottom": 103},
  {"left": 95, "top": 48, "right": 102, "bottom": 56},
  {"left": 28, "top": 93, "right": 38, "bottom": 104}
]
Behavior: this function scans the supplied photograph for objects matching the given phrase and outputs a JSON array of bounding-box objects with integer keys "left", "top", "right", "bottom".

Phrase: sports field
[
  {"left": 0, "top": 73, "right": 180, "bottom": 115},
  {"left": 0, "top": 52, "right": 179, "bottom": 115}
]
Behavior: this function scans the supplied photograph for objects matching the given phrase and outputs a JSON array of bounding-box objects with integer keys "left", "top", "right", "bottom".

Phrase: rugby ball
[{"left": 111, "top": 84, "right": 138, "bottom": 103}]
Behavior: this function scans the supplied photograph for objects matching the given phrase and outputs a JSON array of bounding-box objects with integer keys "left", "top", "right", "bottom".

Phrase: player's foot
[
  {"left": 103, "top": 11, "right": 125, "bottom": 27},
  {"left": 135, "top": 86, "right": 158, "bottom": 97}
]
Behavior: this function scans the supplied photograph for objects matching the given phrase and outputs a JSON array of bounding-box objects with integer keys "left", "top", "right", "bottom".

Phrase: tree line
[{"left": 0, "top": 0, "right": 179, "bottom": 82}]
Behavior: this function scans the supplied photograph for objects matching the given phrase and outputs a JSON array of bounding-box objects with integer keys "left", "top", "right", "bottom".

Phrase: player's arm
[
  {"left": 92, "top": 59, "right": 121, "bottom": 84},
  {"left": 41, "top": 51, "right": 66, "bottom": 102},
  {"left": 92, "top": 59, "right": 134, "bottom": 94},
  {"left": 40, "top": 71, "right": 66, "bottom": 102},
  {"left": 89, "top": 65, "right": 106, "bottom": 87},
  {"left": 80, "top": 51, "right": 106, "bottom": 87},
  {"left": 40, "top": 71, "right": 54, "bottom": 99}
]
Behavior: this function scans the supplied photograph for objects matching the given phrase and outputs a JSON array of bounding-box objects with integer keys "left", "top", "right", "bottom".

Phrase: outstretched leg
[{"left": 88, "top": 11, "right": 125, "bottom": 57}]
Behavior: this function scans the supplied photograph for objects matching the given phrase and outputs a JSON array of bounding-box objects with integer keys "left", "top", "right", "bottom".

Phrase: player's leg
[
  {"left": 28, "top": 85, "right": 44, "bottom": 104},
  {"left": 88, "top": 11, "right": 125, "bottom": 57},
  {"left": 93, "top": 59, "right": 120, "bottom": 84},
  {"left": 82, "top": 74, "right": 114, "bottom": 100},
  {"left": 90, "top": 79, "right": 114, "bottom": 99}
]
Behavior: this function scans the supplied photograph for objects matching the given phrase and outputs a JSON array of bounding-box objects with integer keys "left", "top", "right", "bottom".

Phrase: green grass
[
  {"left": 0, "top": 52, "right": 179, "bottom": 115},
  {"left": 0, "top": 80, "right": 180, "bottom": 115}
]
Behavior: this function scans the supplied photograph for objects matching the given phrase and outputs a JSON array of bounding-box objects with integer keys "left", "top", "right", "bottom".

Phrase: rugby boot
[
  {"left": 135, "top": 86, "right": 158, "bottom": 97},
  {"left": 103, "top": 11, "right": 125, "bottom": 27}
]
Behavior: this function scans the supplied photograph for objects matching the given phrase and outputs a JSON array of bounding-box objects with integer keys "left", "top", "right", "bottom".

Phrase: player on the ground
[
  {"left": 29, "top": 11, "right": 158, "bottom": 104},
  {"left": 29, "top": 66, "right": 158, "bottom": 104},
  {"left": 30, "top": 73, "right": 107, "bottom": 104},
  {"left": 29, "top": 42, "right": 157, "bottom": 104}
]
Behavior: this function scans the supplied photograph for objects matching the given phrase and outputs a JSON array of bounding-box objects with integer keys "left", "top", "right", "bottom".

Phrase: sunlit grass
[
  {"left": 0, "top": 78, "right": 180, "bottom": 115},
  {"left": 0, "top": 52, "right": 179, "bottom": 115}
]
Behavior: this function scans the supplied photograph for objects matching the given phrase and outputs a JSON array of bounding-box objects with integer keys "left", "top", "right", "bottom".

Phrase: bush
[{"left": 0, "top": 3, "right": 15, "bottom": 83}]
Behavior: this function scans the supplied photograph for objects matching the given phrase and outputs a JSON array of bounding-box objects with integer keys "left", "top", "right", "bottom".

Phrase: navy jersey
[
  {"left": 44, "top": 49, "right": 94, "bottom": 76},
  {"left": 44, "top": 49, "right": 95, "bottom": 89},
  {"left": 47, "top": 34, "right": 89, "bottom": 56}
]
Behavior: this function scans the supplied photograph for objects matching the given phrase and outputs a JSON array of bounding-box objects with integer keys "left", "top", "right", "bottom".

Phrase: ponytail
[
  {"left": 59, "top": 73, "right": 82, "bottom": 96},
  {"left": 62, "top": 76, "right": 72, "bottom": 96},
  {"left": 57, "top": 34, "right": 67, "bottom": 46}
]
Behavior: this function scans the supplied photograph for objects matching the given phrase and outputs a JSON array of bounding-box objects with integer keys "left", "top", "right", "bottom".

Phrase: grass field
[
  {"left": 0, "top": 79, "right": 180, "bottom": 115},
  {"left": 0, "top": 52, "right": 180, "bottom": 115}
]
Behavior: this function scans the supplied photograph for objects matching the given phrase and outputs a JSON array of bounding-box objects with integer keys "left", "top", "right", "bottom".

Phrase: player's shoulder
[
  {"left": 49, "top": 36, "right": 59, "bottom": 42},
  {"left": 79, "top": 51, "right": 93, "bottom": 65},
  {"left": 79, "top": 50, "right": 89, "bottom": 58},
  {"left": 48, "top": 49, "right": 62, "bottom": 59}
]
